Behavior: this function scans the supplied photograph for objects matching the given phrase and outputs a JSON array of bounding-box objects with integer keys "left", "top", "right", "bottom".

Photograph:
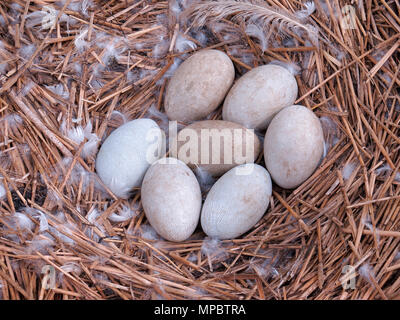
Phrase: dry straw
[{"left": 0, "top": 0, "right": 400, "bottom": 300}]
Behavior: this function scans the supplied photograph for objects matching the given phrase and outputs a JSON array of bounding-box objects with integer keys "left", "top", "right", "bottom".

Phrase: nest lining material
[{"left": 0, "top": 0, "right": 400, "bottom": 300}]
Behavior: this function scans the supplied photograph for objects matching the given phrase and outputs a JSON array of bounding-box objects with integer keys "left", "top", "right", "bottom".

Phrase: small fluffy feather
[
  {"left": 102, "top": 41, "right": 126, "bottom": 65},
  {"left": 164, "top": 58, "right": 182, "bottom": 78},
  {"left": 141, "top": 224, "right": 161, "bottom": 241},
  {"left": 68, "top": 0, "right": 94, "bottom": 16},
  {"left": 294, "top": 1, "right": 315, "bottom": 20},
  {"left": 201, "top": 237, "right": 225, "bottom": 257},
  {"left": 108, "top": 205, "right": 137, "bottom": 223},
  {"left": 175, "top": 33, "right": 197, "bottom": 52},
  {"left": 20, "top": 80, "right": 35, "bottom": 97},
  {"left": 66, "top": 121, "right": 100, "bottom": 159},
  {"left": 60, "top": 262, "right": 81, "bottom": 275},
  {"left": 26, "top": 236, "right": 54, "bottom": 254},
  {"left": 26, "top": 6, "right": 73, "bottom": 29},
  {"left": 146, "top": 105, "right": 169, "bottom": 132},
  {"left": 359, "top": 264, "right": 375, "bottom": 286},
  {"left": 269, "top": 60, "right": 300, "bottom": 76},
  {"left": 0, "top": 182, "right": 5, "bottom": 199},
  {"left": 87, "top": 208, "right": 101, "bottom": 224},
  {"left": 191, "top": 30, "right": 208, "bottom": 46},
  {"left": 152, "top": 35, "right": 170, "bottom": 59},
  {"left": 245, "top": 24, "right": 268, "bottom": 52},
  {"left": 52, "top": 157, "right": 106, "bottom": 195},
  {"left": 0, "top": 62, "right": 8, "bottom": 75},
  {"left": 85, "top": 208, "right": 106, "bottom": 241},
  {"left": 12, "top": 212, "right": 35, "bottom": 231},
  {"left": 375, "top": 163, "right": 391, "bottom": 175},
  {"left": 194, "top": 166, "right": 215, "bottom": 193},
  {"left": 110, "top": 110, "right": 128, "bottom": 124},
  {"left": 170, "top": 0, "right": 183, "bottom": 18},
  {"left": 187, "top": 253, "right": 198, "bottom": 263},
  {"left": 19, "top": 44, "right": 36, "bottom": 59},
  {"left": 0, "top": 113, "right": 24, "bottom": 128},
  {"left": 82, "top": 134, "right": 100, "bottom": 159},
  {"left": 320, "top": 115, "right": 340, "bottom": 156},
  {"left": 74, "top": 28, "right": 89, "bottom": 52},
  {"left": 45, "top": 84, "right": 70, "bottom": 100},
  {"left": 342, "top": 162, "right": 356, "bottom": 181},
  {"left": 67, "top": 126, "right": 85, "bottom": 144},
  {"left": 47, "top": 225, "right": 75, "bottom": 245},
  {"left": 362, "top": 214, "right": 380, "bottom": 246},
  {"left": 72, "top": 62, "right": 82, "bottom": 75},
  {"left": 33, "top": 210, "right": 49, "bottom": 233},
  {"left": 375, "top": 163, "right": 400, "bottom": 181}
]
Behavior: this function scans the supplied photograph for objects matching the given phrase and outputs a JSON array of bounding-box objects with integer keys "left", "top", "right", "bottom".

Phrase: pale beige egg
[
  {"left": 165, "top": 49, "right": 235, "bottom": 122},
  {"left": 222, "top": 64, "right": 298, "bottom": 130},
  {"left": 170, "top": 120, "right": 261, "bottom": 176},
  {"left": 141, "top": 158, "right": 202, "bottom": 242},
  {"left": 264, "top": 105, "right": 324, "bottom": 189}
]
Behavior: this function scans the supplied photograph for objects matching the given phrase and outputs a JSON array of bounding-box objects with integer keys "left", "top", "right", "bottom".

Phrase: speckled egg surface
[{"left": 165, "top": 49, "right": 235, "bottom": 122}]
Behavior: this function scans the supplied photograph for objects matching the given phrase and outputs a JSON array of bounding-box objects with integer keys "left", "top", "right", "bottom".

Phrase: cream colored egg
[
  {"left": 141, "top": 158, "right": 202, "bottom": 242},
  {"left": 165, "top": 49, "right": 235, "bottom": 122},
  {"left": 264, "top": 105, "right": 324, "bottom": 189},
  {"left": 222, "top": 64, "right": 298, "bottom": 130},
  {"left": 170, "top": 120, "right": 261, "bottom": 176},
  {"left": 201, "top": 164, "right": 272, "bottom": 239},
  {"left": 95, "top": 119, "right": 164, "bottom": 199}
]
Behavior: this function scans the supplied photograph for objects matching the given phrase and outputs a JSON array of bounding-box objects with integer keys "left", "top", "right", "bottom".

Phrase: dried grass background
[{"left": 0, "top": 0, "right": 400, "bottom": 300}]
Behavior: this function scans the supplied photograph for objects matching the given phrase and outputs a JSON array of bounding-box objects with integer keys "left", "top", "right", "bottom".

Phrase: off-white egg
[
  {"left": 141, "top": 158, "right": 202, "bottom": 242},
  {"left": 222, "top": 64, "right": 298, "bottom": 130},
  {"left": 264, "top": 105, "right": 324, "bottom": 189},
  {"left": 201, "top": 164, "right": 272, "bottom": 239},
  {"left": 165, "top": 49, "right": 235, "bottom": 122},
  {"left": 170, "top": 120, "right": 261, "bottom": 176},
  {"left": 95, "top": 118, "right": 164, "bottom": 198}
]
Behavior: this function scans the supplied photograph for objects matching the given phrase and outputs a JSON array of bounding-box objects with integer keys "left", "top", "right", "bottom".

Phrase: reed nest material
[{"left": 0, "top": 0, "right": 399, "bottom": 300}]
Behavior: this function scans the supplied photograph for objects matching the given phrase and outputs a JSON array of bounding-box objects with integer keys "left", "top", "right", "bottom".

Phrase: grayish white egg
[
  {"left": 95, "top": 118, "right": 164, "bottom": 198},
  {"left": 222, "top": 64, "right": 298, "bottom": 130},
  {"left": 201, "top": 164, "right": 272, "bottom": 239},
  {"left": 141, "top": 158, "right": 202, "bottom": 242},
  {"left": 264, "top": 105, "right": 324, "bottom": 189}
]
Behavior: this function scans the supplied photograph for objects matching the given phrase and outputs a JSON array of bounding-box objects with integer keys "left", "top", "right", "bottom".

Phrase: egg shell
[
  {"left": 264, "top": 105, "right": 324, "bottom": 189},
  {"left": 222, "top": 64, "right": 298, "bottom": 130},
  {"left": 95, "top": 119, "right": 164, "bottom": 199},
  {"left": 170, "top": 120, "right": 261, "bottom": 176},
  {"left": 141, "top": 158, "right": 202, "bottom": 242},
  {"left": 201, "top": 164, "right": 272, "bottom": 239},
  {"left": 165, "top": 49, "right": 235, "bottom": 122}
]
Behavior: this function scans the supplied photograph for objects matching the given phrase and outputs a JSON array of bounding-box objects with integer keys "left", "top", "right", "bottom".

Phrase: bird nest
[{"left": 0, "top": 0, "right": 399, "bottom": 300}]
